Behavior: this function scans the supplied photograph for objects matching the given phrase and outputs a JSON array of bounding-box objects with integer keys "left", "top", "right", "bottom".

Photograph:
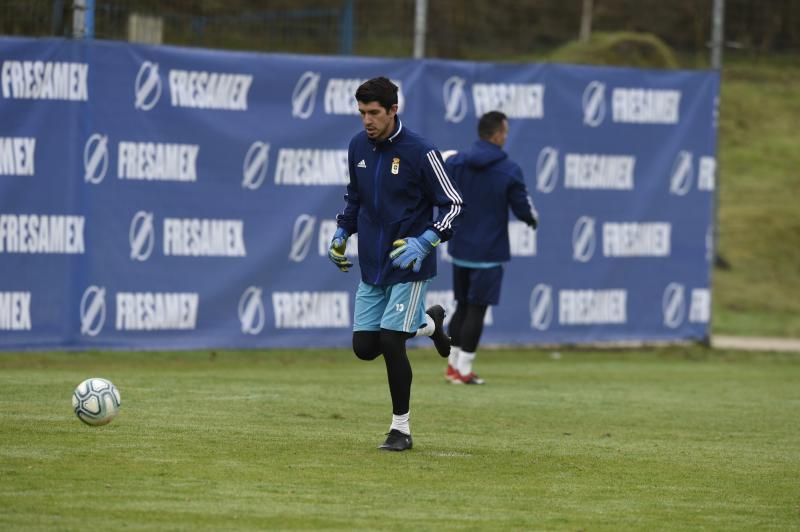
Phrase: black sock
[
  {"left": 460, "top": 304, "right": 488, "bottom": 353},
  {"left": 449, "top": 302, "right": 465, "bottom": 347},
  {"left": 379, "top": 329, "right": 413, "bottom": 415}
]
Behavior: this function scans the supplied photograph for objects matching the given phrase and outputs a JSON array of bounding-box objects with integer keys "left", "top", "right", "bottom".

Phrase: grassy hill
[{"left": 713, "top": 56, "right": 800, "bottom": 337}]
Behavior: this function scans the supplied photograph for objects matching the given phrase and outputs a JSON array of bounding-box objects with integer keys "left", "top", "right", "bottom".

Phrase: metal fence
[{"left": 1, "top": 0, "right": 798, "bottom": 62}]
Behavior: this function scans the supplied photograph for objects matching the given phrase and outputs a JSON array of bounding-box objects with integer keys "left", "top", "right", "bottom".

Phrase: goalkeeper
[
  {"left": 443, "top": 111, "right": 539, "bottom": 385},
  {"left": 328, "top": 77, "right": 463, "bottom": 452}
]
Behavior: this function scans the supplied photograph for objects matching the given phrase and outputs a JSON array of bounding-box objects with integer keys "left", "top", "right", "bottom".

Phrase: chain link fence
[{"left": 1, "top": 0, "right": 798, "bottom": 63}]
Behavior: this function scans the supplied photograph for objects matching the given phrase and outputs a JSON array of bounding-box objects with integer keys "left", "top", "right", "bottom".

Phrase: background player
[{"left": 444, "top": 110, "right": 538, "bottom": 385}]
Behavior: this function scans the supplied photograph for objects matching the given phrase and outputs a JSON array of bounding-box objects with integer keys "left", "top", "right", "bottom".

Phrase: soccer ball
[{"left": 72, "top": 378, "right": 121, "bottom": 426}]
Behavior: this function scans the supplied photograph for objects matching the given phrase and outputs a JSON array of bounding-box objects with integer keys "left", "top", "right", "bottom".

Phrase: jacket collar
[
  {"left": 465, "top": 139, "right": 507, "bottom": 168},
  {"left": 475, "top": 138, "right": 502, "bottom": 152},
  {"left": 387, "top": 117, "right": 403, "bottom": 143}
]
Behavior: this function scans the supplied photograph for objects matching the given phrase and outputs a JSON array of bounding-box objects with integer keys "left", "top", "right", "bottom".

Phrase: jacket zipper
[{"left": 373, "top": 152, "right": 384, "bottom": 285}]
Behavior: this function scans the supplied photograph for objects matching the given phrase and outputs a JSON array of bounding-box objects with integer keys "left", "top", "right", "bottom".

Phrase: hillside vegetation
[
  {"left": 713, "top": 57, "right": 800, "bottom": 337},
  {"left": 548, "top": 32, "right": 680, "bottom": 69}
]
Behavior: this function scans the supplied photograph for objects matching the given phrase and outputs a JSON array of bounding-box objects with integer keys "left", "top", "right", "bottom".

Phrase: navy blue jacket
[
  {"left": 445, "top": 139, "right": 538, "bottom": 263},
  {"left": 336, "top": 118, "right": 463, "bottom": 286}
]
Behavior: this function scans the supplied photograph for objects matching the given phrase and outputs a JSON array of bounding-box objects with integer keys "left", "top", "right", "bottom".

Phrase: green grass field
[{"left": 2, "top": 347, "right": 798, "bottom": 530}]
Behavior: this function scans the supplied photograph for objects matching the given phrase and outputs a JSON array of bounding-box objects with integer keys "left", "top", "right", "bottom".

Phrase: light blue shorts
[{"left": 353, "top": 280, "right": 430, "bottom": 333}]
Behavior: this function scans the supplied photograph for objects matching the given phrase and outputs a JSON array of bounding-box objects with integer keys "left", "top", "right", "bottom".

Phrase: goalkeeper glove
[
  {"left": 389, "top": 229, "right": 440, "bottom": 273},
  {"left": 328, "top": 227, "right": 353, "bottom": 272}
]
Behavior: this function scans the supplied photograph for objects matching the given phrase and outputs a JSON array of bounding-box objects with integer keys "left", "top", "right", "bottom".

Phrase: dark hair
[
  {"left": 355, "top": 76, "right": 398, "bottom": 112},
  {"left": 478, "top": 111, "right": 507, "bottom": 140}
]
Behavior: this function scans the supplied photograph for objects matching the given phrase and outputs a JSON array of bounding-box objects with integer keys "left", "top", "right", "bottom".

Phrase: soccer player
[
  {"left": 328, "top": 77, "right": 463, "bottom": 451},
  {"left": 444, "top": 111, "right": 539, "bottom": 385}
]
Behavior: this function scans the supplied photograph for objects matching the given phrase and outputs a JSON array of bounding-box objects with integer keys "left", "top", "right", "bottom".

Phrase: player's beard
[{"left": 367, "top": 118, "right": 392, "bottom": 141}]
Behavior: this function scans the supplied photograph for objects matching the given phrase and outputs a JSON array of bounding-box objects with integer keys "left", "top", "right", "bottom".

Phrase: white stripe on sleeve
[
  {"left": 426, "top": 150, "right": 463, "bottom": 232},
  {"left": 427, "top": 151, "right": 463, "bottom": 203}
]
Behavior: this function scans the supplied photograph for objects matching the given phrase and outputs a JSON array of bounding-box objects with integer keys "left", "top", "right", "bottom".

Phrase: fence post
[
  {"left": 339, "top": 0, "right": 354, "bottom": 55},
  {"left": 579, "top": 0, "right": 593, "bottom": 42},
  {"left": 52, "top": 0, "right": 65, "bottom": 35},
  {"left": 72, "top": 0, "right": 95, "bottom": 39},
  {"left": 413, "top": 0, "right": 428, "bottom": 59},
  {"left": 709, "top": 0, "right": 729, "bottom": 324},
  {"left": 710, "top": 0, "right": 725, "bottom": 69},
  {"left": 710, "top": 0, "right": 725, "bottom": 263}
]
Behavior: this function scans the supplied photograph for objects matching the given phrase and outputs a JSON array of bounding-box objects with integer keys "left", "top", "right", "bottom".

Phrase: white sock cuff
[
  {"left": 457, "top": 350, "right": 476, "bottom": 376},
  {"left": 390, "top": 411, "right": 411, "bottom": 435},
  {"left": 414, "top": 314, "right": 435, "bottom": 338},
  {"left": 448, "top": 346, "right": 461, "bottom": 367}
]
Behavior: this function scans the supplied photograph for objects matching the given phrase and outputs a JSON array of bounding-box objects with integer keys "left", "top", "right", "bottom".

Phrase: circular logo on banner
[
  {"left": 83, "top": 133, "right": 109, "bottom": 185},
  {"left": 291, "top": 71, "right": 320, "bottom": 119},
  {"left": 134, "top": 61, "right": 162, "bottom": 111},
  {"left": 536, "top": 147, "right": 559, "bottom": 194},
  {"left": 289, "top": 214, "right": 316, "bottom": 262},
  {"left": 442, "top": 76, "right": 468, "bottom": 124},
  {"left": 582, "top": 81, "right": 606, "bottom": 127},
  {"left": 80, "top": 286, "right": 106, "bottom": 337},
  {"left": 662, "top": 282, "right": 686, "bottom": 329},
  {"left": 529, "top": 284, "right": 554, "bottom": 331},
  {"left": 129, "top": 211, "right": 155, "bottom": 262},
  {"left": 670, "top": 150, "right": 694, "bottom": 196},
  {"left": 572, "top": 216, "right": 596, "bottom": 263},
  {"left": 242, "top": 141, "right": 270, "bottom": 190},
  {"left": 239, "top": 286, "right": 265, "bottom": 335}
]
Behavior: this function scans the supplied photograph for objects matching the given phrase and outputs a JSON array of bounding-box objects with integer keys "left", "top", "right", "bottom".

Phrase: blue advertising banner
[{"left": 0, "top": 37, "right": 719, "bottom": 350}]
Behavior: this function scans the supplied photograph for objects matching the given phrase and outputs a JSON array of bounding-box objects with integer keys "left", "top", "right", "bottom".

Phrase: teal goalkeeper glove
[
  {"left": 389, "top": 229, "right": 440, "bottom": 273},
  {"left": 328, "top": 227, "right": 353, "bottom": 272}
]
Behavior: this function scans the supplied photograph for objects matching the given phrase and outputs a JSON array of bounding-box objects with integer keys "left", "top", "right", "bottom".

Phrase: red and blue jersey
[{"left": 336, "top": 118, "right": 463, "bottom": 286}]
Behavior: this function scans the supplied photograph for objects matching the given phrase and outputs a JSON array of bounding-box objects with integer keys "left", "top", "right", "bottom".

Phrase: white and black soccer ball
[{"left": 72, "top": 378, "right": 121, "bottom": 426}]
